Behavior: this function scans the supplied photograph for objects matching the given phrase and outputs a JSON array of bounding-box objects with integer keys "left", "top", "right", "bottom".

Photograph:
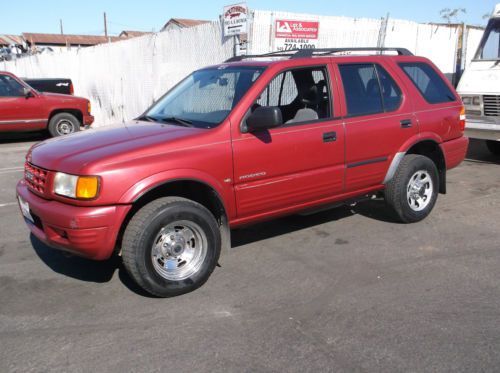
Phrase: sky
[{"left": 2, "top": 0, "right": 497, "bottom": 36}]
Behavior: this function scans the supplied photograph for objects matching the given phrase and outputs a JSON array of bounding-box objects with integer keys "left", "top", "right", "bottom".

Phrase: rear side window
[
  {"left": 338, "top": 63, "right": 402, "bottom": 116},
  {"left": 376, "top": 65, "right": 402, "bottom": 112},
  {"left": 399, "top": 62, "right": 455, "bottom": 104}
]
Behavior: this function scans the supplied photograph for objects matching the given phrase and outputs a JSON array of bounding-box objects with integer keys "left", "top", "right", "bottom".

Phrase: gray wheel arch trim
[{"left": 383, "top": 152, "right": 406, "bottom": 184}]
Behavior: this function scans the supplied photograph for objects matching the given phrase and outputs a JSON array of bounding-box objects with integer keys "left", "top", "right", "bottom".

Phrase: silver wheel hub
[
  {"left": 56, "top": 120, "right": 74, "bottom": 135},
  {"left": 151, "top": 221, "right": 207, "bottom": 281},
  {"left": 407, "top": 170, "right": 433, "bottom": 212}
]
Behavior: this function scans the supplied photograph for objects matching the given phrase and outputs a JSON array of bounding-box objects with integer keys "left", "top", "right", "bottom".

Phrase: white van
[{"left": 457, "top": 4, "right": 500, "bottom": 155}]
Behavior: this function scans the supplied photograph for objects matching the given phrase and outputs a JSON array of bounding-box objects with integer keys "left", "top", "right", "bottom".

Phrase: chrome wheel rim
[
  {"left": 407, "top": 170, "right": 433, "bottom": 212},
  {"left": 151, "top": 220, "right": 207, "bottom": 281},
  {"left": 56, "top": 120, "right": 75, "bottom": 135}
]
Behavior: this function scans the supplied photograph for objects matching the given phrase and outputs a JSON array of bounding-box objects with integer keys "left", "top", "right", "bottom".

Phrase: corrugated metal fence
[{"left": 1, "top": 10, "right": 484, "bottom": 127}]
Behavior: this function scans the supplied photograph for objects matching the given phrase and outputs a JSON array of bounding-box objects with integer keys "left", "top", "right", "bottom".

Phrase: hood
[
  {"left": 457, "top": 61, "right": 500, "bottom": 94},
  {"left": 29, "top": 121, "right": 207, "bottom": 174},
  {"left": 42, "top": 91, "right": 87, "bottom": 102}
]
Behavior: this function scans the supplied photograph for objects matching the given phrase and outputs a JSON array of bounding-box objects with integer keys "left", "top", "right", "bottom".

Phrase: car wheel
[
  {"left": 486, "top": 140, "right": 500, "bottom": 155},
  {"left": 385, "top": 154, "right": 439, "bottom": 223},
  {"left": 48, "top": 113, "right": 80, "bottom": 137},
  {"left": 122, "top": 197, "right": 221, "bottom": 297}
]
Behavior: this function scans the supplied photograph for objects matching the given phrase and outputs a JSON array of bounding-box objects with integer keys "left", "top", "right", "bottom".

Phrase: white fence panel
[{"left": 2, "top": 22, "right": 234, "bottom": 127}]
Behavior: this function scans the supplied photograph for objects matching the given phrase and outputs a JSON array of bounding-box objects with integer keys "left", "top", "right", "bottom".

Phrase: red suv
[
  {"left": 16, "top": 48, "right": 469, "bottom": 297},
  {"left": 0, "top": 71, "right": 93, "bottom": 136}
]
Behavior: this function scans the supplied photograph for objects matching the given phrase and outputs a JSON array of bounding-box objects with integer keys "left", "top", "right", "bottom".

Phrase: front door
[
  {"left": 0, "top": 74, "right": 46, "bottom": 132},
  {"left": 231, "top": 64, "right": 345, "bottom": 219}
]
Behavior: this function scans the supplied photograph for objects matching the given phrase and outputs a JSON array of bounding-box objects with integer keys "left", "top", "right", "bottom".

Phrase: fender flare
[{"left": 383, "top": 134, "right": 443, "bottom": 185}]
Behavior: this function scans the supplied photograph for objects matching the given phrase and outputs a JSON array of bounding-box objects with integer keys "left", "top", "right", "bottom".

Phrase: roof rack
[{"left": 225, "top": 47, "right": 413, "bottom": 62}]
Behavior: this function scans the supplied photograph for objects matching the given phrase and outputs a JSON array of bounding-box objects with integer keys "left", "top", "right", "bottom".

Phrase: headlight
[
  {"left": 461, "top": 95, "right": 481, "bottom": 106},
  {"left": 87, "top": 101, "right": 92, "bottom": 114},
  {"left": 53, "top": 172, "right": 99, "bottom": 199}
]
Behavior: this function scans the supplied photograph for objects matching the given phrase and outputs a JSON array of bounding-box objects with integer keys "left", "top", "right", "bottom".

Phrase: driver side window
[
  {"left": 254, "top": 66, "right": 332, "bottom": 125},
  {"left": 0, "top": 75, "right": 25, "bottom": 97}
]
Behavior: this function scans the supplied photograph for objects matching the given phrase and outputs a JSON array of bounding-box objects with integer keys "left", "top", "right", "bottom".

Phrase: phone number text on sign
[{"left": 274, "top": 19, "right": 319, "bottom": 51}]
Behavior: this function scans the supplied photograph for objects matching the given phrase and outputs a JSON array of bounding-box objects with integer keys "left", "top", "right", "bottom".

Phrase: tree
[{"left": 440, "top": 8, "right": 466, "bottom": 23}]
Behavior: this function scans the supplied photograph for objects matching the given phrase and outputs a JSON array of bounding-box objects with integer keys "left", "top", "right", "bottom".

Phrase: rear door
[
  {"left": 0, "top": 74, "right": 46, "bottom": 132},
  {"left": 231, "top": 63, "right": 345, "bottom": 219},
  {"left": 335, "top": 59, "right": 418, "bottom": 192}
]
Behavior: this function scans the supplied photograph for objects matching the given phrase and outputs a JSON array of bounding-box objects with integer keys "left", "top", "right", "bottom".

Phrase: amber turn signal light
[{"left": 76, "top": 176, "right": 99, "bottom": 199}]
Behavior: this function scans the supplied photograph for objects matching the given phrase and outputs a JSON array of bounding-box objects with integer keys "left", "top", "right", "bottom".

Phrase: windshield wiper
[
  {"left": 158, "top": 116, "right": 194, "bottom": 127},
  {"left": 137, "top": 115, "right": 156, "bottom": 122}
]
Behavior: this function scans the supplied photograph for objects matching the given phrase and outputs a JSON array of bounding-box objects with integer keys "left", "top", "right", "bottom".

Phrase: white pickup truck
[{"left": 457, "top": 4, "right": 500, "bottom": 155}]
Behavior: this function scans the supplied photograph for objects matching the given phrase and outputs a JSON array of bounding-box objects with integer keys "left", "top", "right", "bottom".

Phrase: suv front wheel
[
  {"left": 122, "top": 197, "right": 221, "bottom": 297},
  {"left": 385, "top": 154, "right": 439, "bottom": 223}
]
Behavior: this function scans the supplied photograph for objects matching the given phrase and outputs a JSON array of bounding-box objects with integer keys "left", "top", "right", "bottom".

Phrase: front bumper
[
  {"left": 83, "top": 114, "right": 94, "bottom": 126},
  {"left": 17, "top": 180, "right": 131, "bottom": 260},
  {"left": 465, "top": 116, "right": 500, "bottom": 141}
]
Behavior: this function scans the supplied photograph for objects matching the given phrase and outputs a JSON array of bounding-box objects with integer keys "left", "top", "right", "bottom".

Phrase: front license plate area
[{"left": 18, "top": 196, "right": 34, "bottom": 224}]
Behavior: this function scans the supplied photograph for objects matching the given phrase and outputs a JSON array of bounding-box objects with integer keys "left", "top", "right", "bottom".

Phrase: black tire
[
  {"left": 48, "top": 112, "right": 80, "bottom": 137},
  {"left": 385, "top": 154, "right": 439, "bottom": 223},
  {"left": 486, "top": 140, "right": 500, "bottom": 155},
  {"left": 122, "top": 197, "right": 221, "bottom": 297}
]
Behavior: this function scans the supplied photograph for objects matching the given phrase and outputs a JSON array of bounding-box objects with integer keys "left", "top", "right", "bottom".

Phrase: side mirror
[
  {"left": 244, "top": 106, "right": 283, "bottom": 133},
  {"left": 23, "top": 87, "right": 34, "bottom": 98}
]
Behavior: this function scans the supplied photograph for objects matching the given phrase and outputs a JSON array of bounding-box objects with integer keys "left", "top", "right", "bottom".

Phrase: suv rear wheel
[
  {"left": 486, "top": 140, "right": 500, "bottom": 155},
  {"left": 48, "top": 112, "right": 80, "bottom": 137},
  {"left": 385, "top": 154, "right": 439, "bottom": 223},
  {"left": 122, "top": 197, "right": 221, "bottom": 297}
]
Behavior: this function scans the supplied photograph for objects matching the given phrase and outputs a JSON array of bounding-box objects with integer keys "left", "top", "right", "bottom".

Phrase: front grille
[
  {"left": 25, "top": 163, "right": 49, "bottom": 196},
  {"left": 483, "top": 95, "right": 500, "bottom": 117}
]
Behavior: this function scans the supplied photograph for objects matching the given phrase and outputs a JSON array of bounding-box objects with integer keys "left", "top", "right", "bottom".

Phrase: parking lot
[{"left": 0, "top": 134, "right": 499, "bottom": 372}]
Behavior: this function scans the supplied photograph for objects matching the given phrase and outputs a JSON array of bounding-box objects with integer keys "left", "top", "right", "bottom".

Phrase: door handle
[
  {"left": 323, "top": 131, "right": 337, "bottom": 142},
  {"left": 400, "top": 119, "right": 412, "bottom": 128}
]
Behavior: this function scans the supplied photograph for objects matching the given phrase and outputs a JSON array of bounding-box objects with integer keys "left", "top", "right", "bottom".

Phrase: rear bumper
[
  {"left": 83, "top": 114, "right": 94, "bottom": 126},
  {"left": 16, "top": 180, "right": 131, "bottom": 260},
  {"left": 465, "top": 116, "right": 500, "bottom": 141},
  {"left": 440, "top": 136, "right": 469, "bottom": 170}
]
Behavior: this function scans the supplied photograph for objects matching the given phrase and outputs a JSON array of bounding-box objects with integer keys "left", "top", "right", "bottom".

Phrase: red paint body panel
[
  {"left": 17, "top": 180, "right": 130, "bottom": 260},
  {"left": 16, "top": 54, "right": 468, "bottom": 260},
  {"left": 0, "top": 71, "right": 93, "bottom": 132},
  {"left": 441, "top": 136, "right": 469, "bottom": 170}
]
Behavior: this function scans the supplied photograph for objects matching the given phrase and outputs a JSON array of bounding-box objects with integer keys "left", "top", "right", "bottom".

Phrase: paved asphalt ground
[{"left": 0, "top": 133, "right": 499, "bottom": 372}]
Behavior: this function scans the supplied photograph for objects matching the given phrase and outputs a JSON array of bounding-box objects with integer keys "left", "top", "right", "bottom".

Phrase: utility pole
[
  {"left": 104, "top": 12, "right": 108, "bottom": 39},
  {"left": 59, "top": 19, "right": 64, "bottom": 35}
]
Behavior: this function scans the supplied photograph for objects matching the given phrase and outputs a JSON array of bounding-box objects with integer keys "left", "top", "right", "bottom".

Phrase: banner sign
[
  {"left": 274, "top": 19, "right": 320, "bottom": 51},
  {"left": 223, "top": 3, "right": 248, "bottom": 36}
]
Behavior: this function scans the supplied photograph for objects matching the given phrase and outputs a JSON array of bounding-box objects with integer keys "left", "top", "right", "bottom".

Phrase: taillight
[
  {"left": 69, "top": 82, "right": 74, "bottom": 95},
  {"left": 459, "top": 106, "right": 466, "bottom": 132}
]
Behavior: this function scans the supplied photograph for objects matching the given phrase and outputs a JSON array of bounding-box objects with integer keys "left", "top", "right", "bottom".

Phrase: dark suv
[{"left": 17, "top": 48, "right": 469, "bottom": 297}]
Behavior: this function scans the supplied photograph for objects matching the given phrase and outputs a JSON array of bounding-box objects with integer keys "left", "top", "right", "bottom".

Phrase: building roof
[
  {"left": 161, "top": 18, "right": 210, "bottom": 31},
  {"left": 22, "top": 33, "right": 120, "bottom": 46},
  {"left": 0, "top": 34, "right": 24, "bottom": 46},
  {"left": 119, "top": 30, "right": 152, "bottom": 38}
]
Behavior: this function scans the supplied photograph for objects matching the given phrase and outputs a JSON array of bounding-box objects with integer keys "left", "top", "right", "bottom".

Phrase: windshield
[
  {"left": 475, "top": 18, "right": 500, "bottom": 60},
  {"left": 145, "top": 66, "right": 265, "bottom": 128}
]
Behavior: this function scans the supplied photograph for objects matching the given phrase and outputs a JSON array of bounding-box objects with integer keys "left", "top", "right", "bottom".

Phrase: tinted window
[
  {"left": 0, "top": 75, "right": 25, "bottom": 97},
  {"left": 399, "top": 62, "right": 455, "bottom": 104},
  {"left": 339, "top": 64, "right": 383, "bottom": 116},
  {"left": 376, "top": 65, "right": 402, "bottom": 112},
  {"left": 254, "top": 67, "right": 332, "bottom": 124}
]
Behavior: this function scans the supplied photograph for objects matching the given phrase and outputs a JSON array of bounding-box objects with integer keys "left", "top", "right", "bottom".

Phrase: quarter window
[{"left": 399, "top": 62, "right": 455, "bottom": 104}]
